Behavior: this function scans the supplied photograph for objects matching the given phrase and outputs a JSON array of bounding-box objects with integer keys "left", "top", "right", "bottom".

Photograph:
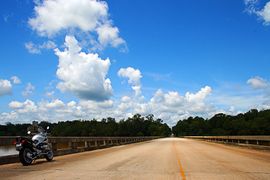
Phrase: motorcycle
[{"left": 14, "top": 126, "right": 53, "bottom": 166}]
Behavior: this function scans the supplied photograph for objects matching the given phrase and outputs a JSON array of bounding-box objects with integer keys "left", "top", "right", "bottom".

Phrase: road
[{"left": 1, "top": 138, "right": 270, "bottom": 180}]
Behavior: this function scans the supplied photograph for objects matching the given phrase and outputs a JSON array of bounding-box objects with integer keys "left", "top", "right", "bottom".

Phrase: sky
[{"left": 0, "top": 0, "right": 270, "bottom": 126}]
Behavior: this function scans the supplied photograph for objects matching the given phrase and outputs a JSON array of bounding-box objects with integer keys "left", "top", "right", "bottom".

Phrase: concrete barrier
[
  {"left": 184, "top": 136, "right": 270, "bottom": 149},
  {"left": 0, "top": 136, "right": 159, "bottom": 165}
]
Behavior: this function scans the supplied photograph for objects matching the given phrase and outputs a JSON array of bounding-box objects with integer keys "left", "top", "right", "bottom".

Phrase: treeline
[
  {"left": 2, "top": 109, "right": 270, "bottom": 137},
  {"left": 172, "top": 109, "right": 270, "bottom": 136},
  {"left": 0, "top": 114, "right": 171, "bottom": 137}
]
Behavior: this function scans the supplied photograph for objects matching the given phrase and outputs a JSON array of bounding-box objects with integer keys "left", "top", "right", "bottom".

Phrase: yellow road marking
[{"left": 173, "top": 141, "right": 186, "bottom": 180}]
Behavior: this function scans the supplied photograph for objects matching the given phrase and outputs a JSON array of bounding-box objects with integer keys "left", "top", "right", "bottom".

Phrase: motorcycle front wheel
[
  {"left": 45, "top": 150, "right": 53, "bottom": 161},
  {"left": 19, "top": 148, "right": 33, "bottom": 166}
]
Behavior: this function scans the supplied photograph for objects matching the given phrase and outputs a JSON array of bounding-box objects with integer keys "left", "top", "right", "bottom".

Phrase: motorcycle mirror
[
  {"left": 47, "top": 126, "right": 50, "bottom": 130},
  {"left": 27, "top": 131, "right": 31, "bottom": 135}
]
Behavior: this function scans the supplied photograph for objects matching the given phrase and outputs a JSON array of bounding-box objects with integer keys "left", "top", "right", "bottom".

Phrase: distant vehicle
[{"left": 14, "top": 126, "right": 53, "bottom": 166}]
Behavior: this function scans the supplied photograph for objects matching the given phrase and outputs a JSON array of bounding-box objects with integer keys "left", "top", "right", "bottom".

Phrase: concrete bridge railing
[
  {"left": 184, "top": 136, "right": 270, "bottom": 147},
  {"left": 0, "top": 136, "right": 160, "bottom": 165}
]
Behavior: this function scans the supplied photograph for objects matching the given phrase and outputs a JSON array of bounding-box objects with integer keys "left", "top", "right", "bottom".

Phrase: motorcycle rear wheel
[{"left": 19, "top": 148, "right": 33, "bottom": 166}]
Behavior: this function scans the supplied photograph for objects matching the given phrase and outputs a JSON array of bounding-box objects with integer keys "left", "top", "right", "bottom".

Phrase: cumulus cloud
[
  {"left": 96, "top": 23, "right": 125, "bottom": 48},
  {"left": 118, "top": 67, "right": 142, "bottom": 96},
  {"left": 28, "top": 0, "right": 125, "bottom": 49},
  {"left": 29, "top": 0, "right": 108, "bottom": 36},
  {"left": 258, "top": 1, "right": 270, "bottom": 24},
  {"left": 9, "top": 101, "right": 24, "bottom": 109},
  {"left": 0, "top": 79, "right": 12, "bottom": 96},
  {"left": 1, "top": 76, "right": 269, "bottom": 126},
  {"left": 114, "top": 86, "right": 213, "bottom": 125},
  {"left": 185, "top": 86, "right": 212, "bottom": 102},
  {"left": 45, "top": 99, "right": 65, "bottom": 109},
  {"left": 3, "top": 99, "right": 77, "bottom": 124},
  {"left": 9, "top": 99, "right": 37, "bottom": 114},
  {"left": 0, "top": 84, "right": 215, "bottom": 126},
  {"left": 0, "top": 76, "right": 21, "bottom": 97},
  {"left": 25, "top": 41, "right": 56, "bottom": 54},
  {"left": 247, "top": 76, "right": 268, "bottom": 89},
  {"left": 1, "top": 99, "right": 102, "bottom": 124},
  {"left": 22, "top": 83, "right": 35, "bottom": 97},
  {"left": 55, "top": 35, "right": 112, "bottom": 101},
  {"left": 10, "top": 76, "right": 21, "bottom": 84},
  {"left": 151, "top": 86, "right": 213, "bottom": 114},
  {"left": 3, "top": 82, "right": 266, "bottom": 126},
  {"left": 244, "top": 0, "right": 270, "bottom": 25}
]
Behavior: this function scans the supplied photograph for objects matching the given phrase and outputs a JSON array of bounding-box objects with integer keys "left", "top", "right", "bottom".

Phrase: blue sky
[{"left": 0, "top": 0, "right": 270, "bottom": 125}]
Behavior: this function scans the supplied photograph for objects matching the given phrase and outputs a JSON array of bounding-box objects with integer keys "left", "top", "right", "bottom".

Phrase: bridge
[{"left": 1, "top": 137, "right": 270, "bottom": 179}]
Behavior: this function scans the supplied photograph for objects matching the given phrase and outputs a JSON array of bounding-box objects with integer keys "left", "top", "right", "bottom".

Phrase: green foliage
[
  {"left": 0, "top": 114, "right": 171, "bottom": 137},
  {"left": 0, "top": 123, "right": 31, "bottom": 136},
  {"left": 172, "top": 109, "right": 270, "bottom": 136}
]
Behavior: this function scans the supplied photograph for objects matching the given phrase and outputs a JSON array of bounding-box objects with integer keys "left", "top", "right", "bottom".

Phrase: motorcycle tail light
[{"left": 12, "top": 140, "right": 17, "bottom": 145}]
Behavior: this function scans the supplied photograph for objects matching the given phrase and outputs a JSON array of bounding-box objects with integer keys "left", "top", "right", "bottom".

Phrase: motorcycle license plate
[{"left": 16, "top": 144, "right": 22, "bottom": 150}]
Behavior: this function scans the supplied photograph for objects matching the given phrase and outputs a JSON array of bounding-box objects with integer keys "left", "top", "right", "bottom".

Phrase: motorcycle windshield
[{"left": 38, "top": 127, "right": 45, "bottom": 133}]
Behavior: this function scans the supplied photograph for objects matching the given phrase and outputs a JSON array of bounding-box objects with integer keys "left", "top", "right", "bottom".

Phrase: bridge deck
[{"left": 1, "top": 138, "right": 270, "bottom": 180}]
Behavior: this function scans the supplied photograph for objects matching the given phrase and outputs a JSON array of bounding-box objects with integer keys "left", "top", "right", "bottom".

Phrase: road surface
[{"left": 1, "top": 138, "right": 270, "bottom": 180}]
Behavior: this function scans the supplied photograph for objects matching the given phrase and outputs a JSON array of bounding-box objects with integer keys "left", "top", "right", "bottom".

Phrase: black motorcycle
[{"left": 15, "top": 126, "right": 53, "bottom": 166}]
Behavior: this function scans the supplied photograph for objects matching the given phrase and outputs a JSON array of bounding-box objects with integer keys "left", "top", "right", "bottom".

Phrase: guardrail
[
  {"left": 184, "top": 136, "right": 270, "bottom": 147},
  {"left": 0, "top": 136, "right": 160, "bottom": 165}
]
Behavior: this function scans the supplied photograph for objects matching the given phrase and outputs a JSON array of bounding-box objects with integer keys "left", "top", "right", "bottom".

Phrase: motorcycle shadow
[{"left": 31, "top": 159, "right": 56, "bottom": 166}]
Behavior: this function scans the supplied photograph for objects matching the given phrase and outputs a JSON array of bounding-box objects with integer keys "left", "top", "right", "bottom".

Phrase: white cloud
[
  {"left": 150, "top": 86, "right": 213, "bottom": 114},
  {"left": 244, "top": 0, "right": 270, "bottom": 25},
  {"left": 113, "top": 86, "right": 214, "bottom": 125},
  {"left": 118, "top": 96, "right": 133, "bottom": 112},
  {"left": 9, "top": 99, "right": 37, "bottom": 114},
  {"left": 96, "top": 23, "right": 125, "bottom": 48},
  {"left": 0, "top": 79, "right": 12, "bottom": 96},
  {"left": 210, "top": 77, "right": 270, "bottom": 113},
  {"left": 55, "top": 35, "right": 112, "bottom": 101},
  {"left": 28, "top": 0, "right": 125, "bottom": 49},
  {"left": 118, "top": 67, "right": 142, "bottom": 96},
  {"left": 79, "top": 99, "right": 114, "bottom": 112},
  {"left": 185, "top": 86, "right": 212, "bottom": 102},
  {"left": 0, "top": 85, "right": 214, "bottom": 126},
  {"left": 244, "top": 0, "right": 258, "bottom": 13},
  {"left": 210, "top": 93, "right": 266, "bottom": 113},
  {"left": 10, "top": 76, "right": 21, "bottom": 84},
  {"left": 2, "top": 99, "right": 108, "bottom": 124},
  {"left": 2, "top": 81, "right": 268, "bottom": 126},
  {"left": 247, "top": 76, "right": 268, "bottom": 89},
  {"left": 25, "top": 41, "right": 56, "bottom": 54},
  {"left": 163, "top": 91, "right": 184, "bottom": 107},
  {"left": 258, "top": 1, "right": 270, "bottom": 24},
  {"left": 28, "top": 0, "right": 108, "bottom": 36},
  {"left": 45, "top": 99, "right": 65, "bottom": 109},
  {"left": 25, "top": 42, "right": 40, "bottom": 54},
  {"left": 9, "top": 101, "right": 23, "bottom": 109},
  {"left": 22, "top": 83, "right": 35, "bottom": 97},
  {"left": 1, "top": 112, "right": 18, "bottom": 121},
  {"left": 67, "top": 101, "right": 77, "bottom": 107},
  {"left": 0, "top": 76, "right": 21, "bottom": 97}
]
